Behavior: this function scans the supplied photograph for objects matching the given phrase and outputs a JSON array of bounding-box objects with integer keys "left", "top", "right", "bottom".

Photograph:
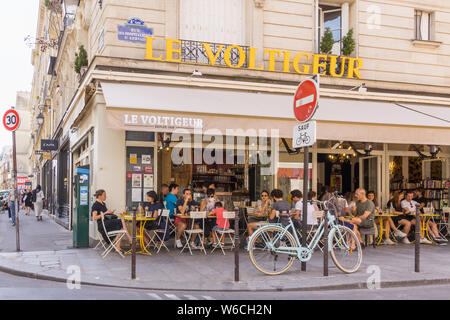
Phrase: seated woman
[
  {"left": 92, "top": 189, "right": 132, "bottom": 252},
  {"left": 139, "top": 191, "right": 163, "bottom": 245},
  {"left": 382, "top": 191, "right": 408, "bottom": 244},
  {"left": 246, "top": 190, "right": 271, "bottom": 242}
]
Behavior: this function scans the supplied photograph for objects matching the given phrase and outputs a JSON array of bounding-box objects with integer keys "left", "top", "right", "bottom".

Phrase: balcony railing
[{"left": 180, "top": 39, "right": 249, "bottom": 68}]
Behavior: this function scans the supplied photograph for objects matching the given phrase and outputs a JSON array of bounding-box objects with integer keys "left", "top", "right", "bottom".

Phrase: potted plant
[
  {"left": 44, "top": 0, "right": 62, "bottom": 12},
  {"left": 319, "top": 28, "right": 334, "bottom": 75},
  {"left": 74, "top": 45, "right": 88, "bottom": 80},
  {"left": 340, "top": 28, "right": 356, "bottom": 75}
]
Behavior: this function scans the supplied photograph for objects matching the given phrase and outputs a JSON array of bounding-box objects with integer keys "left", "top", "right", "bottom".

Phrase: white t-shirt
[
  {"left": 401, "top": 199, "right": 419, "bottom": 214},
  {"left": 295, "top": 199, "right": 317, "bottom": 226}
]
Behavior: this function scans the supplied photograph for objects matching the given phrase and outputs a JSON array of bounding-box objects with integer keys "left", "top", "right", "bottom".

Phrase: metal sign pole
[
  {"left": 415, "top": 205, "right": 420, "bottom": 272},
  {"left": 301, "top": 147, "right": 309, "bottom": 271},
  {"left": 234, "top": 207, "right": 240, "bottom": 282},
  {"left": 131, "top": 207, "right": 137, "bottom": 279},
  {"left": 323, "top": 206, "right": 328, "bottom": 276},
  {"left": 12, "top": 129, "right": 20, "bottom": 252}
]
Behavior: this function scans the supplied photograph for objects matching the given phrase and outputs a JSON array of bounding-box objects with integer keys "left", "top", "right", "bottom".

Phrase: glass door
[{"left": 359, "top": 156, "right": 382, "bottom": 206}]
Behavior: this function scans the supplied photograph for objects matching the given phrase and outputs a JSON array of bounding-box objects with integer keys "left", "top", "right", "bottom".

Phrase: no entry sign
[
  {"left": 3, "top": 109, "right": 20, "bottom": 132},
  {"left": 293, "top": 79, "right": 319, "bottom": 122}
]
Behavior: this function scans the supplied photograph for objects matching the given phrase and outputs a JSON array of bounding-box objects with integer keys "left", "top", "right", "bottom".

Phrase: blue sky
[{"left": 0, "top": 0, "right": 39, "bottom": 150}]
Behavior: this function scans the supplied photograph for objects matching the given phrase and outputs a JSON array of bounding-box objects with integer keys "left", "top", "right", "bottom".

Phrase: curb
[{"left": 1, "top": 262, "right": 450, "bottom": 292}]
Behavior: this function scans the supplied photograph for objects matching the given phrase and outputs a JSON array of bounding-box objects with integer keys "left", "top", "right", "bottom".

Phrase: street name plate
[{"left": 293, "top": 120, "right": 316, "bottom": 148}]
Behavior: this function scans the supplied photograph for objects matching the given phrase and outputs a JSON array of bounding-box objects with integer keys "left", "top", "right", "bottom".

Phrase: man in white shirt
[
  {"left": 401, "top": 191, "right": 431, "bottom": 244},
  {"left": 291, "top": 190, "right": 318, "bottom": 229}
]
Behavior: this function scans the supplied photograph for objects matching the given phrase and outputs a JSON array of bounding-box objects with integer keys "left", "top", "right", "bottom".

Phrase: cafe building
[{"left": 30, "top": 0, "right": 450, "bottom": 231}]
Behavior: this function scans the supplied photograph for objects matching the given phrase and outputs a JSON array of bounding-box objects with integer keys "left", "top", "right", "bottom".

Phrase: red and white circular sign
[
  {"left": 3, "top": 109, "right": 20, "bottom": 132},
  {"left": 293, "top": 79, "right": 319, "bottom": 122}
]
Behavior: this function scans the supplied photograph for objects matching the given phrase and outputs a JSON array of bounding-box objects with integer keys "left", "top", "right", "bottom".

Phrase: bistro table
[
  {"left": 374, "top": 213, "right": 398, "bottom": 245},
  {"left": 119, "top": 213, "right": 156, "bottom": 256}
]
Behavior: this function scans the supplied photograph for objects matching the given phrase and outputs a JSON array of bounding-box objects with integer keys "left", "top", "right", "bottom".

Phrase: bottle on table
[{"left": 390, "top": 202, "right": 395, "bottom": 215}]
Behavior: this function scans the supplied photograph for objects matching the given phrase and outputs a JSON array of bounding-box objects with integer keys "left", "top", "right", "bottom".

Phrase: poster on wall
[
  {"left": 330, "top": 175, "right": 342, "bottom": 193},
  {"left": 142, "top": 154, "right": 152, "bottom": 164},
  {"left": 143, "top": 174, "right": 153, "bottom": 188},
  {"left": 80, "top": 186, "right": 89, "bottom": 205},
  {"left": 131, "top": 188, "right": 142, "bottom": 202},
  {"left": 144, "top": 166, "right": 153, "bottom": 173},
  {"left": 130, "top": 153, "right": 137, "bottom": 164},
  {"left": 132, "top": 174, "right": 142, "bottom": 188}
]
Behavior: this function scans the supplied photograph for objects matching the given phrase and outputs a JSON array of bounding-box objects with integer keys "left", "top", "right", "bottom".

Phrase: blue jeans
[{"left": 10, "top": 201, "right": 15, "bottom": 224}]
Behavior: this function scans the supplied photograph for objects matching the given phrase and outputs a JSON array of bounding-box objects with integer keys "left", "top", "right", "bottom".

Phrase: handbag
[{"left": 104, "top": 213, "right": 118, "bottom": 220}]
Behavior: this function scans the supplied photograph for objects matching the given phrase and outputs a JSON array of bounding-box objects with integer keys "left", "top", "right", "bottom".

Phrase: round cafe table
[{"left": 119, "top": 213, "right": 156, "bottom": 256}]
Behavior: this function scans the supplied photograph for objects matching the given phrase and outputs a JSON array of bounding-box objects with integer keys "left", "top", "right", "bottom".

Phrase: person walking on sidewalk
[
  {"left": 7, "top": 183, "right": 16, "bottom": 227},
  {"left": 33, "top": 185, "right": 45, "bottom": 221},
  {"left": 24, "top": 189, "right": 33, "bottom": 216}
]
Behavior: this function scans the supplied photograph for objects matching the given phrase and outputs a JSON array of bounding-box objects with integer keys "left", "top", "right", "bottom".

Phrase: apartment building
[{"left": 29, "top": 0, "right": 450, "bottom": 229}]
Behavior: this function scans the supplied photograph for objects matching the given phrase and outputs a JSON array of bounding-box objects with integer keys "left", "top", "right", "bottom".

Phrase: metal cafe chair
[
  {"left": 180, "top": 211, "right": 207, "bottom": 255},
  {"left": 211, "top": 211, "right": 235, "bottom": 255},
  {"left": 99, "top": 213, "right": 126, "bottom": 259},
  {"left": 437, "top": 207, "right": 450, "bottom": 239},
  {"left": 146, "top": 209, "right": 171, "bottom": 253},
  {"left": 94, "top": 222, "right": 108, "bottom": 251}
]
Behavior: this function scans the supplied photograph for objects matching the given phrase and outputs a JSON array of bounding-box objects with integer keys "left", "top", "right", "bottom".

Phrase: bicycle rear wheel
[
  {"left": 248, "top": 226, "right": 297, "bottom": 275},
  {"left": 330, "top": 225, "right": 362, "bottom": 274}
]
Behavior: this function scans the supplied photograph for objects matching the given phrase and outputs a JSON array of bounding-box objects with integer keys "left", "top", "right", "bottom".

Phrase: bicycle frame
[{"left": 247, "top": 211, "right": 350, "bottom": 263}]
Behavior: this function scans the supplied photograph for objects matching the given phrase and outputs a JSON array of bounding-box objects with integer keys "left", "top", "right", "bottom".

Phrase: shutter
[
  {"left": 180, "top": 0, "right": 244, "bottom": 44},
  {"left": 420, "top": 12, "right": 430, "bottom": 40}
]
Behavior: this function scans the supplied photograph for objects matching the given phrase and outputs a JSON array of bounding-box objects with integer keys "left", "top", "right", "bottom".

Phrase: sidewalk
[{"left": 1, "top": 208, "right": 450, "bottom": 291}]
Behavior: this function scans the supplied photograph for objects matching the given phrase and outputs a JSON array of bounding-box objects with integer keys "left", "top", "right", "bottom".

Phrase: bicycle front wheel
[
  {"left": 248, "top": 226, "right": 297, "bottom": 275},
  {"left": 330, "top": 225, "right": 362, "bottom": 274}
]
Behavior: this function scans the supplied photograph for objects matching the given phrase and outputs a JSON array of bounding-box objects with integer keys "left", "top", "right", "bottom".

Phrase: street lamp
[{"left": 37, "top": 112, "right": 44, "bottom": 126}]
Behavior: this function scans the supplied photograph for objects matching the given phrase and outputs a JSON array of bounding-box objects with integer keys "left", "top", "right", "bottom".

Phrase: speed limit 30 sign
[{"left": 3, "top": 108, "right": 20, "bottom": 131}]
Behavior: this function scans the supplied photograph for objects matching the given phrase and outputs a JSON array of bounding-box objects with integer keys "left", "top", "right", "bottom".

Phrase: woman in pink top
[{"left": 211, "top": 202, "right": 230, "bottom": 245}]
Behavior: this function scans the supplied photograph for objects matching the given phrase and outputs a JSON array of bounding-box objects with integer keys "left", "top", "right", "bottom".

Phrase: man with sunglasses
[{"left": 401, "top": 191, "right": 432, "bottom": 244}]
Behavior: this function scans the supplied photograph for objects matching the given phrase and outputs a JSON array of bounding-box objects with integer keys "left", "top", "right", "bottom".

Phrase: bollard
[
  {"left": 234, "top": 207, "right": 240, "bottom": 282},
  {"left": 323, "top": 209, "right": 328, "bottom": 276},
  {"left": 415, "top": 204, "right": 420, "bottom": 273},
  {"left": 131, "top": 207, "right": 137, "bottom": 279}
]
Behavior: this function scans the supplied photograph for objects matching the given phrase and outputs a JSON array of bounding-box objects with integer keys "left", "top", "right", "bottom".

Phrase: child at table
[{"left": 210, "top": 202, "right": 230, "bottom": 245}]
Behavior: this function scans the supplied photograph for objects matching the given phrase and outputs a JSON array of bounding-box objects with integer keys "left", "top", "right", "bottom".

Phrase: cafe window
[
  {"left": 126, "top": 146, "right": 155, "bottom": 209},
  {"left": 179, "top": 0, "right": 245, "bottom": 45},
  {"left": 318, "top": 4, "right": 345, "bottom": 55},
  {"left": 414, "top": 10, "right": 433, "bottom": 41}
]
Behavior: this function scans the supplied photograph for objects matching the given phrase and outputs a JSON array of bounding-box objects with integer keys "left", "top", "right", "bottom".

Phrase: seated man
[
  {"left": 401, "top": 190, "right": 429, "bottom": 244},
  {"left": 350, "top": 188, "right": 376, "bottom": 245}
]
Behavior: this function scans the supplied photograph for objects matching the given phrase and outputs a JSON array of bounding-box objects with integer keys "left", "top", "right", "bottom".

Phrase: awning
[{"left": 102, "top": 82, "right": 450, "bottom": 145}]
